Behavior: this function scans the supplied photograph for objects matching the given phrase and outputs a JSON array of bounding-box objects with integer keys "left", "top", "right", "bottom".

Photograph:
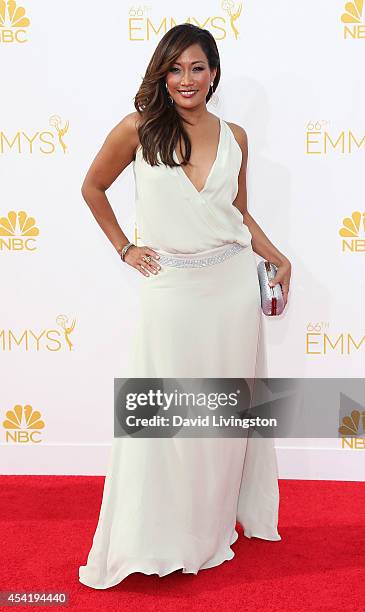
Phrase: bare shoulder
[
  {"left": 104, "top": 111, "right": 141, "bottom": 159},
  {"left": 122, "top": 111, "right": 143, "bottom": 133},
  {"left": 226, "top": 121, "right": 248, "bottom": 159},
  {"left": 81, "top": 112, "right": 143, "bottom": 192}
]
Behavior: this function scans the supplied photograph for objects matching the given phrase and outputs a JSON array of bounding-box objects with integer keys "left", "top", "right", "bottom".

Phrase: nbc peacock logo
[
  {"left": 339, "top": 409, "right": 365, "bottom": 449},
  {"left": 341, "top": 0, "right": 365, "bottom": 38},
  {"left": 2, "top": 404, "right": 45, "bottom": 443},
  {"left": 0, "top": 0, "right": 30, "bottom": 43},
  {"left": 339, "top": 210, "right": 365, "bottom": 252},
  {"left": 0, "top": 210, "right": 39, "bottom": 251}
]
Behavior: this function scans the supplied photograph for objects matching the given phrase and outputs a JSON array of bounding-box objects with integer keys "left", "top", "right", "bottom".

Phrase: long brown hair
[{"left": 133, "top": 23, "right": 221, "bottom": 168}]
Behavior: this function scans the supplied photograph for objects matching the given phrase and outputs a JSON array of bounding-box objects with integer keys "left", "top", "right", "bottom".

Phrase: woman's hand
[
  {"left": 269, "top": 257, "right": 291, "bottom": 307},
  {"left": 124, "top": 245, "right": 161, "bottom": 277}
]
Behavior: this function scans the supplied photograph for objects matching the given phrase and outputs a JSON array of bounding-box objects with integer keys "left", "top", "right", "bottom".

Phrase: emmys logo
[
  {"left": 0, "top": 210, "right": 39, "bottom": 251},
  {"left": 339, "top": 409, "right": 365, "bottom": 449},
  {"left": 339, "top": 211, "right": 365, "bottom": 252},
  {"left": 0, "top": 315, "right": 76, "bottom": 351},
  {"left": 2, "top": 404, "right": 45, "bottom": 443},
  {"left": 0, "top": 115, "right": 69, "bottom": 155},
  {"left": 306, "top": 322, "right": 365, "bottom": 355},
  {"left": 128, "top": 1, "right": 242, "bottom": 41},
  {"left": 56, "top": 314, "right": 76, "bottom": 351},
  {"left": 0, "top": 0, "right": 30, "bottom": 43},
  {"left": 306, "top": 122, "right": 365, "bottom": 155},
  {"left": 341, "top": 0, "right": 365, "bottom": 39}
]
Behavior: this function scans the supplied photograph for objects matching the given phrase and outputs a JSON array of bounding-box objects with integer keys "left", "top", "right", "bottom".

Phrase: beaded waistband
[{"left": 155, "top": 242, "right": 246, "bottom": 268}]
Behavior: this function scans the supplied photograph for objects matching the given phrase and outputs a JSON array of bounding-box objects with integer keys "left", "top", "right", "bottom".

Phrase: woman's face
[{"left": 165, "top": 43, "right": 216, "bottom": 109}]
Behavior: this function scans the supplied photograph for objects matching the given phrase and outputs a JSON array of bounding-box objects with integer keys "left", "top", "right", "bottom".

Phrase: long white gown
[{"left": 79, "top": 115, "right": 281, "bottom": 589}]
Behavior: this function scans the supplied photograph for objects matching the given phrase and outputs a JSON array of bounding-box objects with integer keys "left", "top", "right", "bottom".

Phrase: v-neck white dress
[{"left": 79, "top": 116, "right": 281, "bottom": 590}]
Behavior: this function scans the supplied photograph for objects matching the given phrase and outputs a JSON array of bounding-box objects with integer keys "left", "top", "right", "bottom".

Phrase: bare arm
[
  {"left": 81, "top": 111, "right": 160, "bottom": 276},
  {"left": 228, "top": 122, "right": 291, "bottom": 306},
  {"left": 81, "top": 112, "right": 140, "bottom": 253},
  {"left": 229, "top": 122, "right": 289, "bottom": 267}
]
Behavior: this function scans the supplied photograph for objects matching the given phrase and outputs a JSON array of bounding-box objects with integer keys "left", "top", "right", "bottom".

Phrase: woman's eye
[{"left": 169, "top": 66, "right": 204, "bottom": 72}]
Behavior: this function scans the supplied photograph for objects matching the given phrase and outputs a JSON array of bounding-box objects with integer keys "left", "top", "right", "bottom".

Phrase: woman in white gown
[{"left": 79, "top": 24, "right": 291, "bottom": 589}]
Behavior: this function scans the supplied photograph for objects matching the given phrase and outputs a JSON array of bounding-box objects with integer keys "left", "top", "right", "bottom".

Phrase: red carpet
[{"left": 1, "top": 476, "right": 364, "bottom": 611}]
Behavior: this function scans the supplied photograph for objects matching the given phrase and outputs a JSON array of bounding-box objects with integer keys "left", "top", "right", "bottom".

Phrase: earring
[
  {"left": 165, "top": 82, "right": 174, "bottom": 105},
  {"left": 210, "top": 81, "right": 214, "bottom": 96}
]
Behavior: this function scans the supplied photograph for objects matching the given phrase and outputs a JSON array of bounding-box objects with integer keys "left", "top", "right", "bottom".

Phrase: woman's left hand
[{"left": 268, "top": 258, "right": 291, "bottom": 307}]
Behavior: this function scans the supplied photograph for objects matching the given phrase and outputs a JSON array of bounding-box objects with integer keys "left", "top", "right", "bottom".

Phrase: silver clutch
[{"left": 257, "top": 260, "right": 285, "bottom": 316}]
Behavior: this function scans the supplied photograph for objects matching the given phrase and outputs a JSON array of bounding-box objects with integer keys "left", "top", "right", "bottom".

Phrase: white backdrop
[{"left": 1, "top": 1, "right": 364, "bottom": 479}]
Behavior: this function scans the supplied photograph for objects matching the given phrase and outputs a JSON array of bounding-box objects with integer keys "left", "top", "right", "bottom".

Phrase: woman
[{"left": 79, "top": 23, "right": 291, "bottom": 589}]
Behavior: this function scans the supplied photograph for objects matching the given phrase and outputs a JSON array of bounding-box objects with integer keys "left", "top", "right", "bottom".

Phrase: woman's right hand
[{"left": 124, "top": 245, "right": 161, "bottom": 277}]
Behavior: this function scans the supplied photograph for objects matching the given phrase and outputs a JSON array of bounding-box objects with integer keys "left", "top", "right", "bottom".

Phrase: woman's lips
[{"left": 178, "top": 90, "right": 198, "bottom": 97}]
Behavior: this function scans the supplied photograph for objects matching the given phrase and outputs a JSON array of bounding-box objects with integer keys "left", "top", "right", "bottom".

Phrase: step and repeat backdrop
[{"left": 1, "top": 1, "right": 364, "bottom": 478}]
